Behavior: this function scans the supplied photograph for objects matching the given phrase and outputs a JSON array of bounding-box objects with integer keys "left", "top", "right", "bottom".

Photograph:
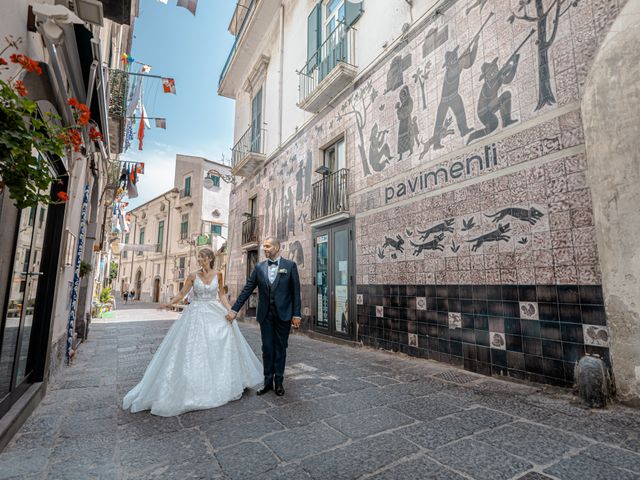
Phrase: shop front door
[{"left": 313, "top": 220, "right": 354, "bottom": 339}]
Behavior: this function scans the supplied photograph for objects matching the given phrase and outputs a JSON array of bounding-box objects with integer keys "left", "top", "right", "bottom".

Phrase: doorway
[
  {"left": 135, "top": 270, "right": 142, "bottom": 300},
  {"left": 313, "top": 219, "right": 354, "bottom": 339},
  {"left": 153, "top": 278, "right": 160, "bottom": 303}
]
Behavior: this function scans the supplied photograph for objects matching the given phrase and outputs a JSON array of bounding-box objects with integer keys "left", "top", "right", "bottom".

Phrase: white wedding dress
[{"left": 122, "top": 274, "right": 264, "bottom": 417}]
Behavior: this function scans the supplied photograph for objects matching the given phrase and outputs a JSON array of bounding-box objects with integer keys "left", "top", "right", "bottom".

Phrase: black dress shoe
[
  {"left": 275, "top": 384, "right": 285, "bottom": 396},
  {"left": 256, "top": 384, "right": 273, "bottom": 396}
]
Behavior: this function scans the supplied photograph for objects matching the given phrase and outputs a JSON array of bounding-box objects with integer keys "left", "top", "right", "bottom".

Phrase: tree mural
[
  {"left": 412, "top": 61, "right": 432, "bottom": 110},
  {"left": 337, "top": 81, "right": 379, "bottom": 176},
  {"left": 508, "top": 0, "right": 579, "bottom": 111}
]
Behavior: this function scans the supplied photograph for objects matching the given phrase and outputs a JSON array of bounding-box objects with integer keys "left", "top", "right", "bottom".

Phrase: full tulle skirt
[{"left": 122, "top": 300, "right": 264, "bottom": 417}]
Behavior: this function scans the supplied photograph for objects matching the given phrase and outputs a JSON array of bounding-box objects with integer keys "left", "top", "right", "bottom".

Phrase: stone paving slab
[{"left": 1, "top": 306, "right": 640, "bottom": 479}]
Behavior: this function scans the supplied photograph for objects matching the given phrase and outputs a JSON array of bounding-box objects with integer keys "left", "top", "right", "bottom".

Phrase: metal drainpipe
[
  {"left": 129, "top": 212, "right": 137, "bottom": 295},
  {"left": 161, "top": 189, "right": 177, "bottom": 302},
  {"left": 278, "top": 2, "right": 285, "bottom": 148}
]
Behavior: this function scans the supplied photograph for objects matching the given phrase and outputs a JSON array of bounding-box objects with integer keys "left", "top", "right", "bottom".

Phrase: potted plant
[
  {"left": 0, "top": 37, "right": 103, "bottom": 209},
  {"left": 79, "top": 260, "right": 92, "bottom": 278}
]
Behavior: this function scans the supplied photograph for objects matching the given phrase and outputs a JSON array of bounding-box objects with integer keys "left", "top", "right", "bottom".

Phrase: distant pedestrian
[
  {"left": 130, "top": 290, "right": 135, "bottom": 301},
  {"left": 123, "top": 291, "right": 129, "bottom": 304}
]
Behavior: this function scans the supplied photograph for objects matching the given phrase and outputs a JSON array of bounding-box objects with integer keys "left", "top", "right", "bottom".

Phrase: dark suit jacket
[{"left": 232, "top": 258, "right": 301, "bottom": 323}]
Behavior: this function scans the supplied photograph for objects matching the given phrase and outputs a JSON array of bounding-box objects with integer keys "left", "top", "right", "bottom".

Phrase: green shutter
[
  {"left": 307, "top": 2, "right": 322, "bottom": 68},
  {"left": 345, "top": 0, "right": 363, "bottom": 26}
]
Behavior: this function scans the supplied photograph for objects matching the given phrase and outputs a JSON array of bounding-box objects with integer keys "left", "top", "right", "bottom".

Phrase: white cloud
[{"left": 121, "top": 148, "right": 176, "bottom": 209}]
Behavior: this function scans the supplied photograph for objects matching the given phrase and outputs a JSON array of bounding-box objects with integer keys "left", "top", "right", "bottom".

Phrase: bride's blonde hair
[{"left": 198, "top": 248, "right": 215, "bottom": 269}]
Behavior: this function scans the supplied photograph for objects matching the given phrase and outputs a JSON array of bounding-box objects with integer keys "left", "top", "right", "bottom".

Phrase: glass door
[
  {"left": 313, "top": 220, "right": 353, "bottom": 338},
  {"left": 0, "top": 204, "right": 49, "bottom": 403}
]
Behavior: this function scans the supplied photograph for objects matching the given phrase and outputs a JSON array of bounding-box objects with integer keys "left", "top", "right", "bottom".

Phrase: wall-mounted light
[{"left": 75, "top": 0, "right": 104, "bottom": 26}]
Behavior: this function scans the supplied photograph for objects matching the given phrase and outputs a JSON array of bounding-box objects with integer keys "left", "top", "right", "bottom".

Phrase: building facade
[
  {"left": 0, "top": 0, "right": 139, "bottom": 450},
  {"left": 116, "top": 155, "right": 232, "bottom": 303},
  {"left": 220, "top": 0, "right": 640, "bottom": 402}
]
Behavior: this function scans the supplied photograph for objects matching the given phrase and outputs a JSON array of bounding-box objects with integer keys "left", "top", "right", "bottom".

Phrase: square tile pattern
[{"left": 357, "top": 284, "right": 608, "bottom": 387}]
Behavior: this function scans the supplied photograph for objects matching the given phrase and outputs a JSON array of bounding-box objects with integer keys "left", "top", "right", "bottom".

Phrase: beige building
[
  {"left": 219, "top": 0, "right": 640, "bottom": 403},
  {"left": 116, "top": 155, "right": 232, "bottom": 303}
]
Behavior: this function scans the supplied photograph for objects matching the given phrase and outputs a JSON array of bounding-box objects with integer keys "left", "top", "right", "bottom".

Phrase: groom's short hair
[{"left": 265, "top": 237, "right": 281, "bottom": 248}]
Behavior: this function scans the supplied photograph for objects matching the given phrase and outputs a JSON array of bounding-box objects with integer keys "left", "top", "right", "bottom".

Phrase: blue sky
[{"left": 122, "top": 0, "right": 237, "bottom": 208}]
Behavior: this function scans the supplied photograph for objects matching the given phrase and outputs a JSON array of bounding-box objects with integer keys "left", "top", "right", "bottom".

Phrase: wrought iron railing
[
  {"left": 242, "top": 216, "right": 259, "bottom": 245},
  {"left": 218, "top": 0, "right": 257, "bottom": 88},
  {"left": 298, "top": 22, "right": 356, "bottom": 104},
  {"left": 232, "top": 127, "right": 266, "bottom": 169},
  {"left": 311, "top": 168, "right": 350, "bottom": 221},
  {"left": 179, "top": 188, "right": 191, "bottom": 198}
]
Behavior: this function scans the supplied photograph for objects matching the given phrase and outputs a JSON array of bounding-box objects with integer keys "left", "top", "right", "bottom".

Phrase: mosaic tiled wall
[{"left": 227, "top": 0, "right": 624, "bottom": 385}]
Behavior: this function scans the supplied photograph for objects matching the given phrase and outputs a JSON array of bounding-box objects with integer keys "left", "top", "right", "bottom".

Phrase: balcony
[
  {"left": 179, "top": 188, "right": 192, "bottom": 199},
  {"left": 231, "top": 127, "right": 266, "bottom": 177},
  {"left": 310, "top": 168, "right": 350, "bottom": 226},
  {"left": 241, "top": 216, "right": 259, "bottom": 248},
  {"left": 107, "top": 68, "right": 128, "bottom": 155},
  {"left": 298, "top": 23, "right": 357, "bottom": 113},
  {"left": 155, "top": 244, "right": 162, "bottom": 253},
  {"left": 176, "top": 268, "right": 186, "bottom": 280},
  {"left": 218, "top": 0, "right": 282, "bottom": 98}
]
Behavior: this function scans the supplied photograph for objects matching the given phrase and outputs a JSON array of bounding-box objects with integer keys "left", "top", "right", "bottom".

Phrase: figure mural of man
[{"left": 227, "top": 237, "right": 302, "bottom": 396}]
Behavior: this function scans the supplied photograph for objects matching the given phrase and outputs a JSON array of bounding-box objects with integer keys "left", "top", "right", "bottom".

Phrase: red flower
[
  {"left": 0, "top": 57, "right": 7, "bottom": 66},
  {"left": 14, "top": 80, "right": 27, "bottom": 97},
  {"left": 9, "top": 53, "right": 42, "bottom": 75},
  {"left": 60, "top": 129, "right": 83, "bottom": 152},
  {"left": 68, "top": 98, "right": 80, "bottom": 108},
  {"left": 56, "top": 191, "right": 69, "bottom": 202},
  {"left": 89, "top": 126, "right": 103, "bottom": 141},
  {"left": 68, "top": 98, "right": 91, "bottom": 125}
]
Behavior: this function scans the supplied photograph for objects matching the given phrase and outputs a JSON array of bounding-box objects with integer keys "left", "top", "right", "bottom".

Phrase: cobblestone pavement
[{"left": 2, "top": 306, "right": 640, "bottom": 479}]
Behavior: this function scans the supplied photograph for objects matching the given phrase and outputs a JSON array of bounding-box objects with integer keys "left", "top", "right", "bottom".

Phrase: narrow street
[{"left": 1, "top": 305, "right": 639, "bottom": 480}]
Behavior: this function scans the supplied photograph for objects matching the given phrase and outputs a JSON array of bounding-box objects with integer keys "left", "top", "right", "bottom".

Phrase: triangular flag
[
  {"left": 141, "top": 64, "right": 152, "bottom": 73},
  {"left": 155, "top": 118, "right": 167, "bottom": 129},
  {"left": 177, "top": 0, "right": 197, "bottom": 15},
  {"left": 138, "top": 109, "right": 145, "bottom": 150},
  {"left": 141, "top": 104, "right": 151, "bottom": 128},
  {"left": 162, "top": 77, "right": 176, "bottom": 94}
]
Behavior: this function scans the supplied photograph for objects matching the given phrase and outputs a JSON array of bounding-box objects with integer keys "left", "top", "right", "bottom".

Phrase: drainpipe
[
  {"left": 278, "top": 2, "right": 285, "bottom": 148},
  {"left": 161, "top": 188, "right": 179, "bottom": 303}
]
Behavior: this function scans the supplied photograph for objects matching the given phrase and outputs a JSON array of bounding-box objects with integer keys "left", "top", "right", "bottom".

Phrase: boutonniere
[{"left": 278, "top": 268, "right": 288, "bottom": 275}]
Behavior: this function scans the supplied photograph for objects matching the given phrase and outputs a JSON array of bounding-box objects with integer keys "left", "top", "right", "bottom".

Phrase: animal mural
[
  {"left": 467, "top": 223, "right": 511, "bottom": 251},
  {"left": 287, "top": 240, "right": 305, "bottom": 269},
  {"left": 485, "top": 207, "right": 544, "bottom": 225},
  {"left": 411, "top": 233, "right": 446, "bottom": 255},
  {"left": 417, "top": 218, "right": 455, "bottom": 240}
]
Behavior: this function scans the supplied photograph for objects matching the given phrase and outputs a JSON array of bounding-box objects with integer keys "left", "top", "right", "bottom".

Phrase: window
[
  {"left": 323, "top": 137, "right": 345, "bottom": 172},
  {"left": 138, "top": 228, "right": 145, "bottom": 255},
  {"left": 250, "top": 88, "right": 262, "bottom": 153},
  {"left": 211, "top": 224, "right": 222, "bottom": 236},
  {"left": 324, "top": 0, "right": 345, "bottom": 38},
  {"left": 38, "top": 208, "right": 46, "bottom": 228},
  {"left": 178, "top": 257, "right": 186, "bottom": 280},
  {"left": 123, "top": 233, "right": 129, "bottom": 258},
  {"left": 157, "top": 220, "right": 164, "bottom": 252},
  {"left": 249, "top": 196, "right": 257, "bottom": 217},
  {"left": 180, "top": 214, "right": 189, "bottom": 240},
  {"left": 28, "top": 207, "right": 37, "bottom": 226},
  {"left": 182, "top": 176, "right": 191, "bottom": 197}
]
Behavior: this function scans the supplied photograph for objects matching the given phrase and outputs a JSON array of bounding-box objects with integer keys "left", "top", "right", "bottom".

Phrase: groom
[{"left": 226, "top": 237, "right": 301, "bottom": 396}]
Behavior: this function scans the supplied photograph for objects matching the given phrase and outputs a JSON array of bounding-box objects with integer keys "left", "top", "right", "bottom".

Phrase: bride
[{"left": 122, "top": 248, "right": 264, "bottom": 417}]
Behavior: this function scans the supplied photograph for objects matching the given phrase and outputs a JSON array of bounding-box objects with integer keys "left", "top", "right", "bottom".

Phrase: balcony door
[
  {"left": 250, "top": 88, "right": 262, "bottom": 154},
  {"left": 313, "top": 220, "right": 354, "bottom": 339},
  {"left": 246, "top": 249, "right": 259, "bottom": 317}
]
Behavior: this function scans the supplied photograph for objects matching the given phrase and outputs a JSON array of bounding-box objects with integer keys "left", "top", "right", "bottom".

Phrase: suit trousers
[{"left": 260, "top": 308, "right": 291, "bottom": 386}]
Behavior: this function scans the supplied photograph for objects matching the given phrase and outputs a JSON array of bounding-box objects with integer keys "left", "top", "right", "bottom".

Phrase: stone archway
[{"left": 581, "top": 0, "right": 640, "bottom": 406}]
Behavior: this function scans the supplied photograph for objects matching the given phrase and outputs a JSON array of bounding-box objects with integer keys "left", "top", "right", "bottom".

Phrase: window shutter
[
  {"left": 307, "top": 2, "right": 322, "bottom": 67},
  {"left": 345, "top": 0, "right": 363, "bottom": 27}
]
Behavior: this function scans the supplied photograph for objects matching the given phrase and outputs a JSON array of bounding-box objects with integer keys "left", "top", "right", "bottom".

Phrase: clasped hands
[{"left": 224, "top": 310, "right": 301, "bottom": 329}]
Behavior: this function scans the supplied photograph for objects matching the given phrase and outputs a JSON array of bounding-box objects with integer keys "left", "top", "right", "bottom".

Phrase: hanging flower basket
[{"left": 0, "top": 38, "right": 103, "bottom": 209}]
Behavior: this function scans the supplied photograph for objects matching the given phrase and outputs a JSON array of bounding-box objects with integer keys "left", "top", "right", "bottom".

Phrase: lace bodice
[{"left": 192, "top": 274, "right": 219, "bottom": 302}]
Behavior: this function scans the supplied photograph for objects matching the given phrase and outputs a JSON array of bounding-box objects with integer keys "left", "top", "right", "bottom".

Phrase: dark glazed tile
[
  {"left": 505, "top": 335, "right": 523, "bottom": 352},
  {"left": 472, "top": 285, "right": 487, "bottom": 300},
  {"left": 536, "top": 285, "right": 558, "bottom": 303},
  {"left": 540, "top": 322, "right": 561, "bottom": 341},
  {"left": 476, "top": 346, "right": 490, "bottom": 363},
  {"left": 503, "top": 302, "right": 520, "bottom": 318},
  {"left": 561, "top": 323, "right": 584, "bottom": 343},
  {"left": 502, "top": 285, "right": 519, "bottom": 301},
  {"left": 542, "top": 358, "right": 565, "bottom": 379},
  {"left": 557, "top": 285, "right": 579, "bottom": 304},
  {"left": 523, "top": 337, "right": 542, "bottom": 356},
  {"left": 521, "top": 319, "right": 541, "bottom": 338},
  {"left": 476, "top": 330, "right": 490, "bottom": 347},
  {"left": 524, "top": 355, "right": 544, "bottom": 374},
  {"left": 518, "top": 285, "right": 537, "bottom": 302},
  {"left": 579, "top": 285, "right": 604, "bottom": 305},
  {"left": 538, "top": 303, "right": 559, "bottom": 321},
  {"left": 563, "top": 343, "right": 585, "bottom": 363},
  {"left": 559, "top": 304, "right": 582, "bottom": 324},
  {"left": 487, "top": 285, "right": 502, "bottom": 300},
  {"left": 580, "top": 305, "right": 607, "bottom": 326},
  {"left": 474, "top": 315, "right": 489, "bottom": 330},
  {"left": 541, "top": 340, "right": 563, "bottom": 360},
  {"left": 491, "top": 349, "right": 507, "bottom": 367},
  {"left": 506, "top": 351, "right": 525, "bottom": 370},
  {"left": 505, "top": 318, "right": 522, "bottom": 335}
]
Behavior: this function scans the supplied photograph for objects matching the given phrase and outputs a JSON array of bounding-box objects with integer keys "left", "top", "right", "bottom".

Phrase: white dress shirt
[{"left": 267, "top": 256, "right": 281, "bottom": 284}]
